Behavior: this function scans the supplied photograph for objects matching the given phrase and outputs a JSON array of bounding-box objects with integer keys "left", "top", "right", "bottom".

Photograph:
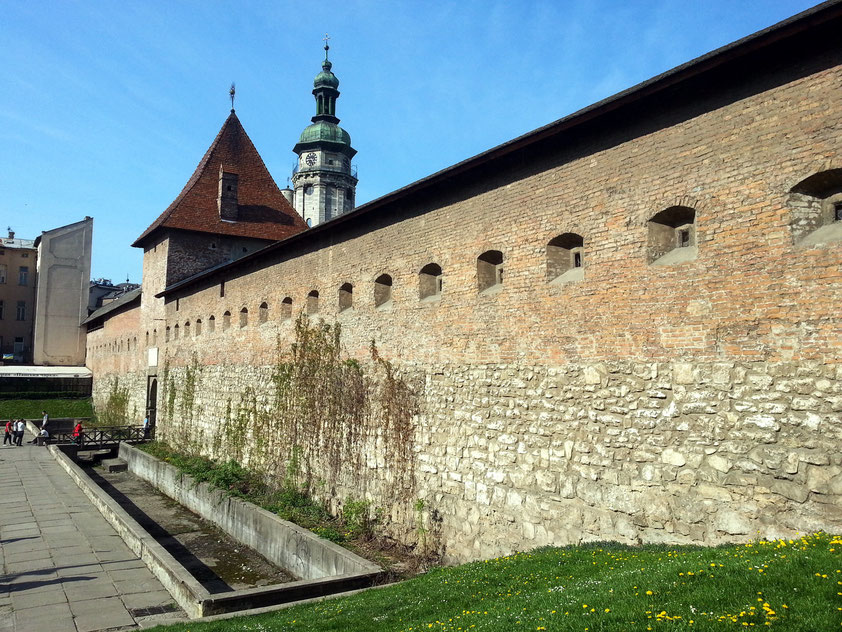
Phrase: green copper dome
[
  {"left": 314, "top": 59, "right": 339, "bottom": 89},
  {"left": 298, "top": 120, "right": 351, "bottom": 146}
]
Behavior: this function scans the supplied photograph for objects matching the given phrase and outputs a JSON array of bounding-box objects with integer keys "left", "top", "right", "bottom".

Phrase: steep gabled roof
[{"left": 132, "top": 111, "right": 307, "bottom": 248}]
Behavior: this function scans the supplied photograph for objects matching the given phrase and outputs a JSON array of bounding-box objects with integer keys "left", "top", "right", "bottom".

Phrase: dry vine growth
[{"left": 159, "top": 314, "right": 433, "bottom": 556}]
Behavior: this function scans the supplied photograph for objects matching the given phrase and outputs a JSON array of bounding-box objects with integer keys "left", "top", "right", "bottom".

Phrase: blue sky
[{"left": 3, "top": 0, "right": 819, "bottom": 281}]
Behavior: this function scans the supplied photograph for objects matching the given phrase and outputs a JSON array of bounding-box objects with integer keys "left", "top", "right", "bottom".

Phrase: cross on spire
[
  {"left": 323, "top": 33, "right": 330, "bottom": 59},
  {"left": 229, "top": 82, "right": 236, "bottom": 112}
]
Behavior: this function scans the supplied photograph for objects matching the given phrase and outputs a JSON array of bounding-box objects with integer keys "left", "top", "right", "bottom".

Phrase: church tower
[{"left": 291, "top": 41, "right": 357, "bottom": 227}]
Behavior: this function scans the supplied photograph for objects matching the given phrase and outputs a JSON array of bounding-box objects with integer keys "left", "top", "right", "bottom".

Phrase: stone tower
[{"left": 291, "top": 42, "right": 357, "bottom": 227}]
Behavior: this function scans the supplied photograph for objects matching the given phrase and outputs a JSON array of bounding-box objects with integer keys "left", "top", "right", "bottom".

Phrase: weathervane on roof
[
  {"left": 229, "top": 82, "right": 236, "bottom": 112},
  {"left": 323, "top": 33, "right": 330, "bottom": 59}
]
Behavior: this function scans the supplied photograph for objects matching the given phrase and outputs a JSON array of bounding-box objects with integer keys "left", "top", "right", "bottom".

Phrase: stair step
[{"left": 102, "top": 458, "right": 128, "bottom": 473}]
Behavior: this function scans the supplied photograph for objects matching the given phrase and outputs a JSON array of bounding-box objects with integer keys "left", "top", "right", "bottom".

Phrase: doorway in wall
[{"left": 146, "top": 376, "right": 158, "bottom": 429}]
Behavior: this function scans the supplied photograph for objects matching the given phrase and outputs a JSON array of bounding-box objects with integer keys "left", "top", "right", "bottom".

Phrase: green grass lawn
[
  {"left": 0, "top": 398, "right": 93, "bottom": 420},
  {"left": 149, "top": 532, "right": 841, "bottom": 631}
]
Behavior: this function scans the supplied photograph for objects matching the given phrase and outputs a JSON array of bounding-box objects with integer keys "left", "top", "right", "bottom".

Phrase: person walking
[
  {"left": 29, "top": 411, "right": 50, "bottom": 445},
  {"left": 14, "top": 419, "right": 25, "bottom": 446},
  {"left": 72, "top": 420, "right": 83, "bottom": 446},
  {"left": 3, "top": 419, "right": 12, "bottom": 445}
]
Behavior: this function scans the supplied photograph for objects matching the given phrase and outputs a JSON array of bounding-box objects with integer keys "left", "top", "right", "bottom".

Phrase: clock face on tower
[{"left": 305, "top": 152, "right": 317, "bottom": 167}]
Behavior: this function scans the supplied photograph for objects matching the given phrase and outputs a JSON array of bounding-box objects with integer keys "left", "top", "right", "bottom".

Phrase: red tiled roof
[{"left": 132, "top": 112, "right": 306, "bottom": 247}]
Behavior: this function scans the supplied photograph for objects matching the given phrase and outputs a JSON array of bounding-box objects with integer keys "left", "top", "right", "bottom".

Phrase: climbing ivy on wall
[
  {"left": 191, "top": 314, "right": 422, "bottom": 507},
  {"left": 159, "top": 314, "right": 423, "bottom": 544},
  {"left": 97, "top": 377, "right": 131, "bottom": 425}
]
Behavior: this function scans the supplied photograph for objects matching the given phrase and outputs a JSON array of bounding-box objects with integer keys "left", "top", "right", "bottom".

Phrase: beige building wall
[
  {"left": 33, "top": 217, "right": 93, "bottom": 366},
  {"left": 0, "top": 235, "right": 37, "bottom": 361}
]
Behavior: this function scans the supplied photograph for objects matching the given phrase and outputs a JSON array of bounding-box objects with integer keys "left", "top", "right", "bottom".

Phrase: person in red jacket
[
  {"left": 2, "top": 420, "right": 12, "bottom": 445},
  {"left": 72, "top": 421, "right": 83, "bottom": 446}
]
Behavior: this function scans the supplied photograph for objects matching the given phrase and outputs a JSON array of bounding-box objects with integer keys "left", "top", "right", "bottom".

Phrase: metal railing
[{"left": 49, "top": 425, "right": 152, "bottom": 449}]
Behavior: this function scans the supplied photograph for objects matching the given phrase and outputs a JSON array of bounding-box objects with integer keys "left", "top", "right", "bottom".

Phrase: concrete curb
[
  {"left": 49, "top": 445, "right": 209, "bottom": 618},
  {"left": 49, "top": 444, "right": 384, "bottom": 619},
  {"left": 119, "top": 443, "right": 384, "bottom": 615}
]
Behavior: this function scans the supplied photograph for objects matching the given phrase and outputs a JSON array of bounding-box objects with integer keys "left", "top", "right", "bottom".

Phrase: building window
[
  {"left": 647, "top": 206, "right": 697, "bottom": 265},
  {"left": 165, "top": 327, "right": 170, "bottom": 342},
  {"left": 788, "top": 169, "right": 842, "bottom": 246},
  {"left": 325, "top": 188, "right": 333, "bottom": 221},
  {"left": 184, "top": 322, "right": 190, "bottom": 338},
  {"left": 547, "top": 233, "right": 584, "bottom": 283},
  {"left": 152, "top": 329, "right": 157, "bottom": 345},
  {"left": 15, "top": 301, "right": 25, "bottom": 321},
  {"left": 173, "top": 324, "right": 179, "bottom": 340},
  {"left": 239, "top": 307, "right": 248, "bottom": 328},
  {"left": 18, "top": 266, "right": 28, "bottom": 286},
  {"left": 259, "top": 302, "right": 268, "bottom": 323},
  {"left": 477, "top": 250, "right": 504, "bottom": 293},
  {"left": 0, "top": 264, "right": 6, "bottom": 284},
  {"left": 0, "top": 300, "right": 3, "bottom": 320},
  {"left": 195, "top": 319, "right": 202, "bottom": 336},
  {"left": 208, "top": 315, "right": 216, "bottom": 333},
  {"left": 145, "top": 331, "right": 149, "bottom": 346},
  {"left": 338, "top": 283, "right": 353, "bottom": 312},
  {"left": 419, "top": 263, "right": 443, "bottom": 300},
  {"left": 306, "top": 291, "right": 319, "bottom": 314},
  {"left": 374, "top": 274, "right": 392, "bottom": 308},
  {"left": 281, "top": 297, "right": 293, "bottom": 321},
  {"left": 220, "top": 281, "right": 225, "bottom": 298},
  {"left": 223, "top": 311, "right": 231, "bottom": 330}
]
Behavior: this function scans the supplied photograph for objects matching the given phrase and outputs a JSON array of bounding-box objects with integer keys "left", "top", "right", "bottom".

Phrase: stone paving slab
[{"left": 0, "top": 442, "right": 188, "bottom": 631}]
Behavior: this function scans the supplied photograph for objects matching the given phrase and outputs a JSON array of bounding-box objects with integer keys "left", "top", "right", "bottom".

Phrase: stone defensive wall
[{"left": 88, "top": 16, "right": 842, "bottom": 562}]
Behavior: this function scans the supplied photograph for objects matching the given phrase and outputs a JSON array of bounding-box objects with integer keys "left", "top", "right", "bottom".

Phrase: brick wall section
[
  {"left": 164, "top": 232, "right": 275, "bottom": 286},
  {"left": 87, "top": 305, "right": 148, "bottom": 422},
  {"left": 89, "top": 47, "right": 842, "bottom": 561}
]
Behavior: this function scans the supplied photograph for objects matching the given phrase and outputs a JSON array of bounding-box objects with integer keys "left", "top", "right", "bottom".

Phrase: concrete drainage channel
[{"left": 50, "top": 443, "right": 383, "bottom": 619}]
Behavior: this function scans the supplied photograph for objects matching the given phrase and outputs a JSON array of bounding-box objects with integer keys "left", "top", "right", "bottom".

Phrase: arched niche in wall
[
  {"left": 477, "top": 250, "right": 503, "bottom": 293},
  {"left": 307, "top": 291, "right": 319, "bottom": 314},
  {"left": 419, "top": 263, "right": 443, "bottom": 300},
  {"left": 789, "top": 168, "right": 842, "bottom": 247},
  {"left": 281, "top": 297, "right": 293, "bottom": 321},
  {"left": 546, "top": 233, "right": 584, "bottom": 283},
  {"left": 647, "top": 206, "right": 697, "bottom": 265},
  {"left": 338, "top": 283, "right": 353, "bottom": 312},
  {"left": 374, "top": 274, "right": 392, "bottom": 308}
]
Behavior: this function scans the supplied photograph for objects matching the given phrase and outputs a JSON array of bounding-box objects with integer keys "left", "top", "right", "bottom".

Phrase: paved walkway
[{"left": 0, "top": 436, "right": 187, "bottom": 631}]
